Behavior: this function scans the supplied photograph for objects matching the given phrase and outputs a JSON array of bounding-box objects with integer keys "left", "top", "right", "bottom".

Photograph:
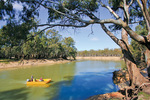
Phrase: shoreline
[
  {"left": 0, "top": 56, "right": 122, "bottom": 70},
  {"left": 0, "top": 59, "right": 72, "bottom": 70},
  {"left": 76, "top": 56, "right": 122, "bottom": 61}
]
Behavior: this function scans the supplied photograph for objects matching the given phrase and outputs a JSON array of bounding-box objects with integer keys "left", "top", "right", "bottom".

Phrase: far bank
[{"left": 76, "top": 56, "right": 122, "bottom": 61}]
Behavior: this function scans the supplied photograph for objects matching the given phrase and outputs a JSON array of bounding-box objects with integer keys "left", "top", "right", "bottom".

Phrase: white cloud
[
  {"left": 75, "top": 40, "right": 79, "bottom": 43},
  {"left": 90, "top": 37, "right": 99, "bottom": 41},
  {"left": 13, "top": 3, "right": 23, "bottom": 10}
]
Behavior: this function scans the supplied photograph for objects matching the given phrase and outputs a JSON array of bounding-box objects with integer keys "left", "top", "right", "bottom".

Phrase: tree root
[{"left": 123, "top": 82, "right": 150, "bottom": 100}]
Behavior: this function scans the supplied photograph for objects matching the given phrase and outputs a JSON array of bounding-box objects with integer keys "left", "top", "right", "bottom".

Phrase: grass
[
  {"left": 0, "top": 59, "right": 17, "bottom": 64},
  {"left": 138, "top": 92, "right": 150, "bottom": 100}
]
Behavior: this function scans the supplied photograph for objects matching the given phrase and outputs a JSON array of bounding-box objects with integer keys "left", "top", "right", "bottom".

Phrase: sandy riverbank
[
  {"left": 0, "top": 56, "right": 122, "bottom": 70},
  {"left": 76, "top": 56, "right": 122, "bottom": 61},
  {"left": 0, "top": 59, "right": 72, "bottom": 70}
]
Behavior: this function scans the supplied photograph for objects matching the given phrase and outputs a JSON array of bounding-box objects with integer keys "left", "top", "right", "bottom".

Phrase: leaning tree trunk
[
  {"left": 101, "top": 24, "right": 148, "bottom": 87},
  {"left": 144, "top": 49, "right": 150, "bottom": 77},
  {"left": 121, "top": 29, "right": 148, "bottom": 87},
  {"left": 123, "top": 51, "right": 148, "bottom": 86}
]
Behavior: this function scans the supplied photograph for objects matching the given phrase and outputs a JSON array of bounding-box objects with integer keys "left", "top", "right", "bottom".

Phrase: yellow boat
[
  {"left": 27, "top": 84, "right": 51, "bottom": 87},
  {"left": 26, "top": 79, "right": 51, "bottom": 85}
]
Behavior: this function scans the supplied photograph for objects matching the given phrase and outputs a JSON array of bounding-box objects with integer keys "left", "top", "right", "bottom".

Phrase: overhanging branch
[
  {"left": 100, "top": 23, "right": 121, "bottom": 47},
  {"left": 35, "top": 1, "right": 92, "bottom": 24},
  {"left": 37, "top": 23, "right": 90, "bottom": 28}
]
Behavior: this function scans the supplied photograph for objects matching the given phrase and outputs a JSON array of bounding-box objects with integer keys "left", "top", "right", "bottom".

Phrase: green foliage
[
  {"left": 0, "top": 20, "right": 36, "bottom": 47},
  {"left": 47, "top": 0, "right": 98, "bottom": 23},
  {"left": 109, "top": 0, "right": 123, "bottom": 11},
  {"left": 0, "top": 29, "right": 77, "bottom": 60},
  {"left": 130, "top": 25, "right": 147, "bottom": 66},
  {"left": 62, "top": 37, "right": 77, "bottom": 59},
  {"left": 0, "top": 0, "right": 15, "bottom": 20}
]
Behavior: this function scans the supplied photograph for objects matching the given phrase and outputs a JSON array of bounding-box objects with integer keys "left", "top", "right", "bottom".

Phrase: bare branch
[
  {"left": 99, "top": 0, "right": 120, "bottom": 19},
  {"left": 39, "top": 26, "right": 52, "bottom": 33},
  {"left": 99, "top": 1, "right": 147, "bottom": 45},
  {"left": 84, "top": 10, "right": 99, "bottom": 20},
  {"left": 120, "top": 20, "right": 146, "bottom": 43},
  {"left": 129, "top": 0, "right": 134, "bottom": 7},
  {"left": 98, "top": 18, "right": 146, "bottom": 44},
  {"left": 37, "top": 23, "right": 90, "bottom": 28},
  {"left": 88, "top": 24, "right": 94, "bottom": 37},
  {"left": 37, "top": 1, "right": 98, "bottom": 25},
  {"left": 141, "top": 0, "right": 150, "bottom": 23},
  {"left": 100, "top": 23, "right": 121, "bottom": 47},
  {"left": 98, "top": 19, "right": 122, "bottom": 25},
  {"left": 123, "top": 0, "right": 127, "bottom": 5},
  {"left": 137, "top": 0, "right": 150, "bottom": 32},
  {"left": 45, "top": 0, "right": 78, "bottom": 18},
  {"left": 123, "top": 0, "right": 130, "bottom": 24}
]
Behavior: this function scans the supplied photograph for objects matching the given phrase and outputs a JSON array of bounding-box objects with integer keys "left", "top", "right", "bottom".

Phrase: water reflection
[
  {"left": 0, "top": 87, "right": 28, "bottom": 100},
  {"left": 0, "top": 60, "right": 123, "bottom": 100}
]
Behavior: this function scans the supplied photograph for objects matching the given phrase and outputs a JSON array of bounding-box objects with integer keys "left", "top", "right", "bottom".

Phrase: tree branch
[
  {"left": 99, "top": 0, "right": 120, "bottom": 19},
  {"left": 48, "top": 0, "right": 82, "bottom": 20},
  {"left": 35, "top": 1, "right": 93, "bottom": 24},
  {"left": 37, "top": 23, "right": 90, "bottom": 28},
  {"left": 141, "top": 0, "right": 150, "bottom": 24},
  {"left": 98, "top": 19, "right": 121, "bottom": 25},
  {"left": 100, "top": 23, "right": 121, "bottom": 47},
  {"left": 129, "top": 0, "right": 134, "bottom": 7},
  {"left": 123, "top": 0, "right": 130, "bottom": 24},
  {"left": 99, "top": 1, "right": 147, "bottom": 45},
  {"left": 137, "top": 0, "right": 150, "bottom": 33}
]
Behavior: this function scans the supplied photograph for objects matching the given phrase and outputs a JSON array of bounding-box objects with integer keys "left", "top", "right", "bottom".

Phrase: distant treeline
[
  {"left": 0, "top": 28, "right": 77, "bottom": 60},
  {"left": 77, "top": 48, "right": 122, "bottom": 57}
]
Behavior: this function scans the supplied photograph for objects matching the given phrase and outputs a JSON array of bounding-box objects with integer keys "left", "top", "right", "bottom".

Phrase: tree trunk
[
  {"left": 144, "top": 49, "right": 150, "bottom": 77},
  {"left": 121, "top": 28, "right": 148, "bottom": 86},
  {"left": 121, "top": 40, "right": 148, "bottom": 87},
  {"left": 100, "top": 24, "right": 148, "bottom": 87}
]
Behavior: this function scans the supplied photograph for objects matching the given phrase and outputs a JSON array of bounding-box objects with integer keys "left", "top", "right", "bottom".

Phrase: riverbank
[
  {"left": 76, "top": 56, "right": 122, "bottom": 61},
  {"left": 0, "top": 56, "right": 121, "bottom": 70},
  {"left": 0, "top": 58, "right": 72, "bottom": 70}
]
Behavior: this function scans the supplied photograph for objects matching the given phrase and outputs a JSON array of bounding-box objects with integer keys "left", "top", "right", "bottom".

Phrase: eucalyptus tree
[
  {"left": 45, "top": 29, "right": 63, "bottom": 58},
  {"left": 107, "top": 0, "right": 146, "bottom": 87},
  {"left": 62, "top": 37, "right": 77, "bottom": 59},
  {"left": 0, "top": 22, "right": 33, "bottom": 58},
  {"left": 1, "top": 0, "right": 150, "bottom": 90}
]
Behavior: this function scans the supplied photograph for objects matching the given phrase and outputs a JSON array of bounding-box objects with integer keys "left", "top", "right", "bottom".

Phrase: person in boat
[
  {"left": 31, "top": 75, "right": 33, "bottom": 81},
  {"left": 33, "top": 78, "right": 36, "bottom": 82},
  {"left": 27, "top": 79, "right": 30, "bottom": 82},
  {"left": 39, "top": 77, "right": 43, "bottom": 81}
]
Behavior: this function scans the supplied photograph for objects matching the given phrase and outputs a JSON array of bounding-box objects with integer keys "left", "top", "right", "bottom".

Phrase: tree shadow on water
[{"left": 0, "top": 87, "right": 28, "bottom": 100}]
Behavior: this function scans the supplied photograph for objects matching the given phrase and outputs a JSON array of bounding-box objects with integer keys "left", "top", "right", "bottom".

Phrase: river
[{"left": 0, "top": 60, "right": 124, "bottom": 100}]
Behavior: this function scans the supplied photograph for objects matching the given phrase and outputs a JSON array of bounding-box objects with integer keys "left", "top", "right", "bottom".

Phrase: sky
[{"left": 0, "top": 2, "right": 124, "bottom": 51}]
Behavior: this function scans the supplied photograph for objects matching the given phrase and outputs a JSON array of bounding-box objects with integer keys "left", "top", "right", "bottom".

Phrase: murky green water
[{"left": 0, "top": 60, "right": 124, "bottom": 100}]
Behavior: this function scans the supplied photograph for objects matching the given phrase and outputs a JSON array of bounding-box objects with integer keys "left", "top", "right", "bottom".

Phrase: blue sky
[{"left": 0, "top": 2, "right": 123, "bottom": 51}]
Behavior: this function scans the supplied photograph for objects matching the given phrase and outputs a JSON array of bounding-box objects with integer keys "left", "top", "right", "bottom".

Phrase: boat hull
[{"left": 26, "top": 79, "right": 51, "bottom": 85}]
